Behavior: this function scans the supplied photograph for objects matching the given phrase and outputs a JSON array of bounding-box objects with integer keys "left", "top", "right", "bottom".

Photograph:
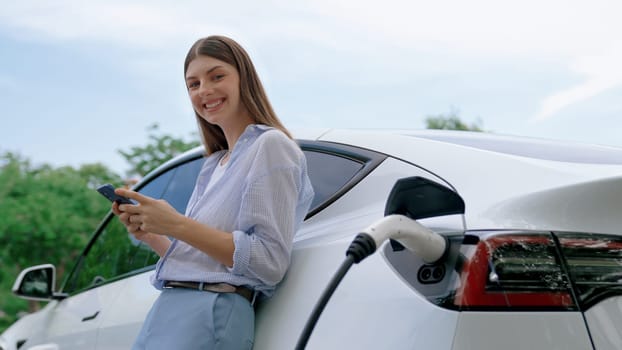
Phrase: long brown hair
[{"left": 184, "top": 35, "right": 292, "bottom": 155}]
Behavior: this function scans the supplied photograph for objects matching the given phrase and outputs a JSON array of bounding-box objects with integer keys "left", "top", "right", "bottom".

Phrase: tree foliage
[
  {"left": 0, "top": 125, "right": 201, "bottom": 331},
  {"left": 118, "top": 124, "right": 201, "bottom": 177},
  {"left": 425, "top": 108, "right": 484, "bottom": 132},
  {"left": 0, "top": 152, "right": 122, "bottom": 329}
]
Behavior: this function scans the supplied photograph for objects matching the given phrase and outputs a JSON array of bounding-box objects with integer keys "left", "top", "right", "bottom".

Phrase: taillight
[
  {"left": 453, "top": 233, "right": 577, "bottom": 310},
  {"left": 385, "top": 230, "right": 622, "bottom": 312},
  {"left": 558, "top": 234, "right": 622, "bottom": 309}
]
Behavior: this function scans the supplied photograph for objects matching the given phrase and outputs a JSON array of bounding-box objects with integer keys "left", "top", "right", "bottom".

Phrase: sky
[{"left": 1, "top": 0, "right": 621, "bottom": 175}]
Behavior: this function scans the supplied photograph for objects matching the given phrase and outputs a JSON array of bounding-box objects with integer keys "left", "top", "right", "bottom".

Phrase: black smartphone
[{"left": 96, "top": 184, "right": 134, "bottom": 205}]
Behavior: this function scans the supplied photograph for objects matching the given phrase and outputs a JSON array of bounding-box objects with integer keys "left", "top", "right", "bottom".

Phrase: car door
[
  {"left": 94, "top": 157, "right": 204, "bottom": 350},
  {"left": 19, "top": 157, "right": 203, "bottom": 350},
  {"left": 19, "top": 275, "right": 125, "bottom": 350}
]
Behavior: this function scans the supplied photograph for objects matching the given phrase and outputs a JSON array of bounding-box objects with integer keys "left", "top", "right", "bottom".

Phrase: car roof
[
  {"left": 398, "top": 129, "right": 622, "bottom": 165},
  {"left": 315, "top": 128, "right": 622, "bottom": 165},
  {"left": 316, "top": 129, "right": 622, "bottom": 233},
  {"left": 140, "top": 128, "right": 622, "bottom": 234}
]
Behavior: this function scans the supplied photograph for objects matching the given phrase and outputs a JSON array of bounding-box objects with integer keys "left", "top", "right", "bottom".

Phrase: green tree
[
  {"left": 0, "top": 124, "right": 199, "bottom": 330},
  {"left": 425, "top": 108, "right": 484, "bottom": 132},
  {"left": 119, "top": 124, "right": 201, "bottom": 177},
  {"left": 0, "top": 152, "right": 122, "bottom": 329}
]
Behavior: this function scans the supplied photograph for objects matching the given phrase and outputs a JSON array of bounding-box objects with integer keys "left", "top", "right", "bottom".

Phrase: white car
[{"left": 2, "top": 129, "right": 622, "bottom": 350}]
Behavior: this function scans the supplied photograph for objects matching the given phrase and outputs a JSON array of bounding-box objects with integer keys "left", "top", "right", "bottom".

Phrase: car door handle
[{"left": 82, "top": 311, "right": 100, "bottom": 322}]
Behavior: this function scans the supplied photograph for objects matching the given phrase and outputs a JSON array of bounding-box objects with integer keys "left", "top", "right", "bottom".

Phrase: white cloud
[
  {"left": 3, "top": 0, "right": 620, "bottom": 56},
  {"left": 0, "top": 2, "right": 173, "bottom": 45},
  {"left": 532, "top": 43, "right": 622, "bottom": 122},
  {"left": 3, "top": 0, "right": 622, "bottom": 124},
  {"left": 302, "top": 0, "right": 622, "bottom": 57},
  {"left": 0, "top": 1, "right": 266, "bottom": 48}
]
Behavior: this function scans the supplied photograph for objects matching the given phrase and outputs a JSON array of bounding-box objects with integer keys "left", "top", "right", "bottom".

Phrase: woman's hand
[
  {"left": 115, "top": 188, "right": 184, "bottom": 236},
  {"left": 113, "top": 188, "right": 233, "bottom": 265},
  {"left": 112, "top": 201, "right": 151, "bottom": 240}
]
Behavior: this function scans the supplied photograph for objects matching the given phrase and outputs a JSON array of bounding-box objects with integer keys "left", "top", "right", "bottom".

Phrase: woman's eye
[
  {"left": 187, "top": 81, "right": 199, "bottom": 90},
  {"left": 213, "top": 74, "right": 225, "bottom": 81}
]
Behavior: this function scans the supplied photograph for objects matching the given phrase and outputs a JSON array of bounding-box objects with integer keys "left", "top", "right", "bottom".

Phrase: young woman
[{"left": 112, "top": 35, "right": 314, "bottom": 350}]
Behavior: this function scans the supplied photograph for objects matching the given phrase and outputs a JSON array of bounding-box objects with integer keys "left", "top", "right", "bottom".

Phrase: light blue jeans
[{"left": 132, "top": 287, "right": 255, "bottom": 349}]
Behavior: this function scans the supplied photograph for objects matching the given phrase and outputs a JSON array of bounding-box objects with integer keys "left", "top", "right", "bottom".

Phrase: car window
[
  {"left": 303, "top": 150, "right": 364, "bottom": 210},
  {"left": 64, "top": 157, "right": 204, "bottom": 294},
  {"left": 138, "top": 170, "right": 173, "bottom": 199},
  {"left": 64, "top": 143, "right": 381, "bottom": 293},
  {"left": 161, "top": 157, "right": 205, "bottom": 213},
  {"left": 298, "top": 142, "right": 386, "bottom": 218}
]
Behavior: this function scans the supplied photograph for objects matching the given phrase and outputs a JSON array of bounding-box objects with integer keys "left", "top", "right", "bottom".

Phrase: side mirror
[
  {"left": 12, "top": 264, "right": 58, "bottom": 301},
  {"left": 385, "top": 176, "right": 465, "bottom": 219}
]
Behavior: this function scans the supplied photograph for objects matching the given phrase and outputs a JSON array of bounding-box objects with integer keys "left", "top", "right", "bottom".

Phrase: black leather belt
[{"left": 164, "top": 281, "right": 254, "bottom": 303}]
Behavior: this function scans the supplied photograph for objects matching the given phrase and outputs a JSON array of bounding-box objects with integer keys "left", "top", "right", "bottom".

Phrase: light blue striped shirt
[{"left": 152, "top": 124, "right": 314, "bottom": 297}]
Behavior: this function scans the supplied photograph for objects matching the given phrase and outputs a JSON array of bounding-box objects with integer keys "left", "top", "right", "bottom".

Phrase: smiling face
[{"left": 185, "top": 55, "right": 251, "bottom": 130}]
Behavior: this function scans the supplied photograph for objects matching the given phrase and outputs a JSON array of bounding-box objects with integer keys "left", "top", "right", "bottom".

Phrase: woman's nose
[{"left": 198, "top": 82, "right": 214, "bottom": 96}]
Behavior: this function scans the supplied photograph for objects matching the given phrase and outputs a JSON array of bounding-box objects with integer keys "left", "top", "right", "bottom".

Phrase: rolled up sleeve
[{"left": 231, "top": 165, "right": 301, "bottom": 286}]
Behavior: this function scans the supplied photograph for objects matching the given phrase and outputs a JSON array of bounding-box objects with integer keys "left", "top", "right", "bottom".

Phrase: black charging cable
[{"left": 295, "top": 233, "right": 377, "bottom": 350}]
